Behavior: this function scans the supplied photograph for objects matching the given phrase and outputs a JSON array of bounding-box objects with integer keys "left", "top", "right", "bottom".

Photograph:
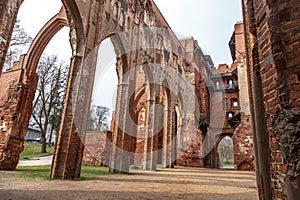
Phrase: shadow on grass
[
  {"left": 15, "top": 166, "right": 52, "bottom": 180},
  {"left": 79, "top": 165, "right": 116, "bottom": 180}
]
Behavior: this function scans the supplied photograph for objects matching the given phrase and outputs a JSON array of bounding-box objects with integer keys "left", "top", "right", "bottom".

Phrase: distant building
[
  {"left": 205, "top": 22, "right": 254, "bottom": 170},
  {"left": 24, "top": 119, "right": 57, "bottom": 145},
  {"left": 25, "top": 125, "right": 42, "bottom": 142}
]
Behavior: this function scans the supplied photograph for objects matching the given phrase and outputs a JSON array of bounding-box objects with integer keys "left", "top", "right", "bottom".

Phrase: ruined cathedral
[{"left": 0, "top": 0, "right": 299, "bottom": 200}]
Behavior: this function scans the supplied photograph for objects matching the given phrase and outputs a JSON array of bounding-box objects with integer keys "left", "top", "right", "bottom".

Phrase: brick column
[
  {"left": 162, "top": 107, "right": 170, "bottom": 168},
  {"left": 109, "top": 81, "right": 124, "bottom": 173},
  {"left": 143, "top": 84, "right": 161, "bottom": 171},
  {"left": 143, "top": 85, "right": 154, "bottom": 170},
  {"left": 111, "top": 82, "right": 131, "bottom": 173},
  {"left": 51, "top": 54, "right": 95, "bottom": 179},
  {"left": 109, "top": 69, "right": 137, "bottom": 173},
  {"left": 0, "top": 0, "right": 21, "bottom": 73},
  {"left": 166, "top": 100, "right": 176, "bottom": 168},
  {"left": 243, "top": 0, "right": 300, "bottom": 198}
]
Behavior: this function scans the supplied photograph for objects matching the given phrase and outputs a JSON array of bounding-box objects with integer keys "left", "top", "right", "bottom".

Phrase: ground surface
[{"left": 0, "top": 166, "right": 258, "bottom": 200}]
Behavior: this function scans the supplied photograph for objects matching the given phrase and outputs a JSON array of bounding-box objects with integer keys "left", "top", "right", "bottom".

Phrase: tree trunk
[
  {"left": 41, "top": 137, "right": 47, "bottom": 153},
  {"left": 48, "top": 125, "right": 54, "bottom": 147},
  {"left": 41, "top": 129, "right": 47, "bottom": 153}
]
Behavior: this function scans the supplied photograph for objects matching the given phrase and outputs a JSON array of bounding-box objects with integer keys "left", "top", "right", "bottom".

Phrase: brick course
[
  {"left": 0, "top": 1, "right": 298, "bottom": 199},
  {"left": 242, "top": 0, "right": 300, "bottom": 198}
]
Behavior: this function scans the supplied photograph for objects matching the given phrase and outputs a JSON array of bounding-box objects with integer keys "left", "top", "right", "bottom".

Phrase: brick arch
[
  {"left": 216, "top": 133, "right": 233, "bottom": 147},
  {"left": 216, "top": 134, "right": 234, "bottom": 168},
  {"left": 61, "top": 0, "right": 85, "bottom": 56},
  {"left": 0, "top": 0, "right": 83, "bottom": 72},
  {"left": 133, "top": 86, "right": 146, "bottom": 110},
  {"left": 1, "top": 0, "right": 246, "bottom": 179},
  {"left": 109, "top": 34, "right": 129, "bottom": 74},
  {"left": 0, "top": 4, "right": 71, "bottom": 170},
  {"left": 25, "top": 7, "right": 69, "bottom": 76}
]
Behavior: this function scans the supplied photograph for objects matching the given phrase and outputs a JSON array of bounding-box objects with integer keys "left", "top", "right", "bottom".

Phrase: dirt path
[{"left": 0, "top": 167, "right": 258, "bottom": 200}]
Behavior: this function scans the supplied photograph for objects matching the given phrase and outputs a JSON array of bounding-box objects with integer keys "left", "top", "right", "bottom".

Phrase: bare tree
[
  {"left": 218, "top": 136, "right": 234, "bottom": 166},
  {"left": 87, "top": 105, "right": 110, "bottom": 131},
  {"left": 32, "top": 54, "right": 68, "bottom": 153},
  {"left": 4, "top": 19, "right": 32, "bottom": 71},
  {"left": 95, "top": 106, "right": 110, "bottom": 131}
]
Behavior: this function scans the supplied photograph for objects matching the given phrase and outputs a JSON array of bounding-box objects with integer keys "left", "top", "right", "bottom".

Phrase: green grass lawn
[
  {"left": 6, "top": 142, "right": 113, "bottom": 180},
  {"left": 0, "top": 165, "right": 113, "bottom": 180},
  {"left": 20, "top": 142, "right": 55, "bottom": 160},
  {"left": 220, "top": 159, "right": 234, "bottom": 168}
]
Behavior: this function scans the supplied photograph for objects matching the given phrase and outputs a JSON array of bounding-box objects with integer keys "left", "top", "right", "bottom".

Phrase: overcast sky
[
  {"left": 154, "top": 0, "right": 243, "bottom": 65},
  {"left": 17, "top": 0, "right": 243, "bottom": 114}
]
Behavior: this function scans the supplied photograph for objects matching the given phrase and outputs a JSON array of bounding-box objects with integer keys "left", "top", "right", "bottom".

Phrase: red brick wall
[
  {"left": 82, "top": 131, "right": 112, "bottom": 166},
  {"left": 0, "top": 70, "right": 38, "bottom": 169},
  {"left": 243, "top": 0, "right": 300, "bottom": 199},
  {"left": 0, "top": 68, "right": 21, "bottom": 98}
]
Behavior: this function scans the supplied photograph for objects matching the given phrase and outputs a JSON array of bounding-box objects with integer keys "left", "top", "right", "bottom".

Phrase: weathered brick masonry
[
  {"left": 242, "top": 0, "right": 300, "bottom": 199},
  {"left": 0, "top": 7, "right": 68, "bottom": 170},
  {"left": 82, "top": 131, "right": 112, "bottom": 166},
  {"left": 0, "top": 0, "right": 298, "bottom": 199}
]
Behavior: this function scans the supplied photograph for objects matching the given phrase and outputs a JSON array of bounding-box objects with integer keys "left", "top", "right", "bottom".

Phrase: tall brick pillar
[
  {"left": 109, "top": 81, "right": 124, "bottom": 173},
  {"left": 162, "top": 100, "right": 175, "bottom": 168},
  {"left": 243, "top": 0, "right": 300, "bottom": 199},
  {"left": 169, "top": 106, "right": 177, "bottom": 168},
  {"left": 163, "top": 97, "right": 177, "bottom": 168},
  {"left": 0, "top": 0, "right": 21, "bottom": 74},
  {"left": 51, "top": 54, "right": 95, "bottom": 179},
  {"left": 232, "top": 23, "right": 255, "bottom": 171},
  {"left": 161, "top": 102, "right": 169, "bottom": 168},
  {"left": 109, "top": 63, "right": 137, "bottom": 174},
  {"left": 142, "top": 83, "right": 161, "bottom": 171}
]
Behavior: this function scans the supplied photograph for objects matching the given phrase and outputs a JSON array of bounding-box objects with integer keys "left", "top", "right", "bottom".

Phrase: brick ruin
[
  {"left": 0, "top": 0, "right": 299, "bottom": 199},
  {"left": 242, "top": 0, "right": 300, "bottom": 199},
  {"left": 82, "top": 23, "right": 255, "bottom": 171}
]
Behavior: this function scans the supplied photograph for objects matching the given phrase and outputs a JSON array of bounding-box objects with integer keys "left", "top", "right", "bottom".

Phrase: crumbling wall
[
  {"left": 233, "top": 113, "right": 254, "bottom": 170},
  {"left": 82, "top": 131, "right": 112, "bottom": 166},
  {"left": 242, "top": 0, "right": 300, "bottom": 199},
  {"left": 0, "top": 71, "right": 38, "bottom": 169}
]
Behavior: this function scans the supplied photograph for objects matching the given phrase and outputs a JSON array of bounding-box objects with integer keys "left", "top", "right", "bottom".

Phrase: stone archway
[
  {"left": 0, "top": 6, "right": 69, "bottom": 170},
  {"left": 217, "top": 135, "right": 234, "bottom": 169},
  {"left": 1, "top": 1, "right": 298, "bottom": 199}
]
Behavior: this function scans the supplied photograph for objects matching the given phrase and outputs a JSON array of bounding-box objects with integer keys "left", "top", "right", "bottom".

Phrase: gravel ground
[{"left": 0, "top": 167, "right": 258, "bottom": 200}]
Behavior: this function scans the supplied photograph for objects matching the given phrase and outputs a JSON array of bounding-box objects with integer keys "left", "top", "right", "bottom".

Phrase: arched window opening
[
  {"left": 231, "top": 98, "right": 238, "bottom": 107},
  {"left": 218, "top": 136, "right": 234, "bottom": 169},
  {"left": 227, "top": 112, "right": 234, "bottom": 118},
  {"left": 216, "top": 81, "right": 220, "bottom": 90},
  {"left": 125, "top": 17, "right": 131, "bottom": 30},
  {"left": 119, "top": 10, "right": 125, "bottom": 27},
  {"left": 113, "top": 3, "right": 119, "bottom": 19},
  {"left": 228, "top": 79, "right": 233, "bottom": 89},
  {"left": 84, "top": 37, "right": 118, "bottom": 169},
  {"left": 11, "top": 0, "right": 72, "bottom": 174}
]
